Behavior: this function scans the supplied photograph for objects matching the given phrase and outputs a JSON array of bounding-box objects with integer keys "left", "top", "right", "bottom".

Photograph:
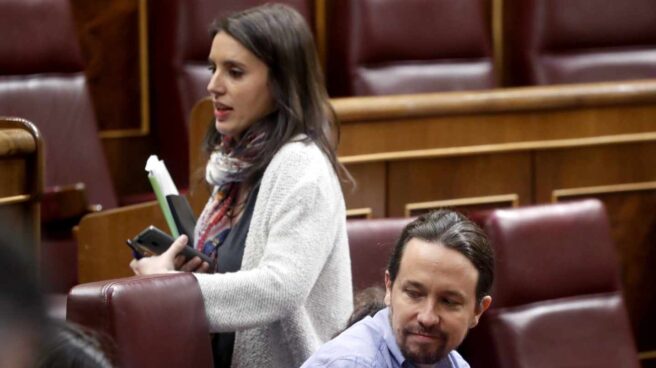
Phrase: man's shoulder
[{"left": 302, "top": 317, "right": 391, "bottom": 368}]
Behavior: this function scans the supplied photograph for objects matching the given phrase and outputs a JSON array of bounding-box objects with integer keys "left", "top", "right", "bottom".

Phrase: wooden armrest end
[{"left": 41, "top": 183, "right": 94, "bottom": 224}]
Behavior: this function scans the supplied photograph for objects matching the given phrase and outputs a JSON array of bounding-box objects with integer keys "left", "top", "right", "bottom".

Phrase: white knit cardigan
[{"left": 194, "top": 137, "right": 353, "bottom": 368}]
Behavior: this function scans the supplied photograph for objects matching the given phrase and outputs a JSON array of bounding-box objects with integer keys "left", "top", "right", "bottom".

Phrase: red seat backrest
[
  {"left": 346, "top": 217, "right": 413, "bottom": 293},
  {"left": 460, "top": 199, "right": 640, "bottom": 368},
  {"left": 0, "top": 0, "right": 117, "bottom": 210},
  {"left": 504, "top": 0, "right": 656, "bottom": 85},
  {"left": 326, "top": 0, "right": 496, "bottom": 97}
]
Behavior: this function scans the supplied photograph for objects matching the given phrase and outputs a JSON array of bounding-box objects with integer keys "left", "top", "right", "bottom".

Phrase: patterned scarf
[{"left": 194, "top": 131, "right": 265, "bottom": 259}]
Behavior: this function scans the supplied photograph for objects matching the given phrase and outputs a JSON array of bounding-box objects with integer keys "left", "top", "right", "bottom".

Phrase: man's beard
[
  {"left": 390, "top": 307, "right": 449, "bottom": 365},
  {"left": 399, "top": 325, "right": 449, "bottom": 364}
]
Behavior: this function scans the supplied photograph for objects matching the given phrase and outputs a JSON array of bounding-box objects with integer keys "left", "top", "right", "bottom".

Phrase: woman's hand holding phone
[{"left": 130, "top": 235, "right": 211, "bottom": 275}]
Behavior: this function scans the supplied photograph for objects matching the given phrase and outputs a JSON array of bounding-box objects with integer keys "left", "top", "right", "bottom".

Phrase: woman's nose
[{"left": 207, "top": 72, "right": 226, "bottom": 95}]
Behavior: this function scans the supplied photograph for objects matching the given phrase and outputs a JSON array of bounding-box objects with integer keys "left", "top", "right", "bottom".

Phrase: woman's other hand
[
  {"left": 174, "top": 250, "right": 212, "bottom": 273},
  {"left": 130, "top": 235, "right": 211, "bottom": 275}
]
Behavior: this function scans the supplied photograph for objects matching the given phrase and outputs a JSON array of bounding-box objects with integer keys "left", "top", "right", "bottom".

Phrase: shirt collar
[{"left": 376, "top": 307, "right": 407, "bottom": 366}]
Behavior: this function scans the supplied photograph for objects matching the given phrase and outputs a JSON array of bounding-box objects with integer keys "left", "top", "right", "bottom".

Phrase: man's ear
[
  {"left": 470, "top": 295, "right": 492, "bottom": 328},
  {"left": 384, "top": 271, "right": 392, "bottom": 306}
]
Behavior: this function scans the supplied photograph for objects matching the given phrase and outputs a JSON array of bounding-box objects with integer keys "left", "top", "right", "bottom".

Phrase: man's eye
[
  {"left": 405, "top": 289, "right": 421, "bottom": 299},
  {"left": 442, "top": 298, "right": 462, "bottom": 308}
]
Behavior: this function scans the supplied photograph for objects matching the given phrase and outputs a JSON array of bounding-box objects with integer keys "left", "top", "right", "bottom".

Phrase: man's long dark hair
[
  {"left": 388, "top": 210, "right": 495, "bottom": 303},
  {"left": 203, "top": 4, "right": 348, "bottom": 186}
]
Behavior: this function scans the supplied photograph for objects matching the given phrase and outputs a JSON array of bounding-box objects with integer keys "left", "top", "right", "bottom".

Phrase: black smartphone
[{"left": 131, "top": 226, "right": 213, "bottom": 264}]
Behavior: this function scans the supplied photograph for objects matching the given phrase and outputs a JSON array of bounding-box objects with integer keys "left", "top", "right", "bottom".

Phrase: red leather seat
[
  {"left": 503, "top": 0, "right": 656, "bottom": 85},
  {"left": 346, "top": 217, "right": 413, "bottom": 292},
  {"left": 147, "top": 0, "right": 315, "bottom": 188},
  {"left": 326, "top": 0, "right": 496, "bottom": 97},
  {"left": 0, "top": 0, "right": 118, "bottom": 292},
  {"left": 67, "top": 273, "right": 213, "bottom": 368},
  {"left": 461, "top": 199, "right": 640, "bottom": 368}
]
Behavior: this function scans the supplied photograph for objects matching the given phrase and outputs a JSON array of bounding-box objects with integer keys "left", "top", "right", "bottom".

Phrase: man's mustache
[{"left": 403, "top": 325, "right": 448, "bottom": 340}]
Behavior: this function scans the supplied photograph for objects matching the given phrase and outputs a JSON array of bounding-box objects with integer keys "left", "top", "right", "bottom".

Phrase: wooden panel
[
  {"left": 343, "top": 162, "right": 386, "bottom": 218},
  {"left": 405, "top": 193, "right": 519, "bottom": 217},
  {"left": 188, "top": 99, "right": 213, "bottom": 214},
  {"left": 339, "top": 105, "right": 656, "bottom": 157},
  {"left": 70, "top": 0, "right": 155, "bottom": 200},
  {"left": 345, "top": 208, "right": 373, "bottom": 220},
  {"left": 0, "top": 159, "right": 27, "bottom": 198},
  {"left": 0, "top": 119, "right": 42, "bottom": 257},
  {"left": 534, "top": 141, "right": 656, "bottom": 202},
  {"left": 77, "top": 201, "right": 166, "bottom": 283},
  {"left": 386, "top": 153, "right": 532, "bottom": 217},
  {"left": 335, "top": 81, "right": 656, "bottom": 157},
  {"left": 641, "top": 351, "right": 656, "bottom": 368},
  {"left": 553, "top": 183, "right": 656, "bottom": 356},
  {"left": 70, "top": 0, "right": 144, "bottom": 133},
  {"left": 102, "top": 136, "right": 156, "bottom": 199}
]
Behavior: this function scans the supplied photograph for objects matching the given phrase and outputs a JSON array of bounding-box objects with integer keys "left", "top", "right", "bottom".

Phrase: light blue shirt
[{"left": 301, "top": 308, "right": 470, "bottom": 368}]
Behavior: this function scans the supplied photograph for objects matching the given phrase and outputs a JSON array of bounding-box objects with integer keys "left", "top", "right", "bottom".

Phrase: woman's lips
[{"left": 214, "top": 108, "right": 232, "bottom": 121}]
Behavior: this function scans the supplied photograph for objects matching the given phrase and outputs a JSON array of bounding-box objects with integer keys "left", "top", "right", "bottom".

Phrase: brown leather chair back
[
  {"left": 461, "top": 199, "right": 640, "bottom": 368},
  {"left": 148, "top": 0, "right": 314, "bottom": 188},
  {"left": 346, "top": 217, "right": 413, "bottom": 292},
  {"left": 326, "top": 0, "right": 495, "bottom": 97},
  {"left": 504, "top": 0, "right": 656, "bottom": 86},
  {"left": 0, "top": 0, "right": 117, "bottom": 210},
  {"left": 67, "top": 273, "right": 213, "bottom": 368},
  {"left": 0, "top": 0, "right": 119, "bottom": 292}
]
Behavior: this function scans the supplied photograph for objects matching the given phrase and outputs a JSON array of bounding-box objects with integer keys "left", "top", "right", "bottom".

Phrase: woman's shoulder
[
  {"left": 271, "top": 135, "right": 325, "bottom": 166},
  {"left": 261, "top": 135, "right": 337, "bottom": 188}
]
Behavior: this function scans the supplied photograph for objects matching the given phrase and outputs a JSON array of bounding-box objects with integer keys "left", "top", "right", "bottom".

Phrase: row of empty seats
[
  {"left": 4, "top": 0, "right": 655, "bottom": 207},
  {"left": 66, "top": 199, "right": 641, "bottom": 367},
  {"left": 147, "top": 0, "right": 656, "bottom": 189},
  {"left": 5, "top": 0, "right": 656, "bottom": 199}
]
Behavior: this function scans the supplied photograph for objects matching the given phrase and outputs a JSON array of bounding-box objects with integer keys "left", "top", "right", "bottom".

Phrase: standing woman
[{"left": 130, "top": 4, "right": 353, "bottom": 368}]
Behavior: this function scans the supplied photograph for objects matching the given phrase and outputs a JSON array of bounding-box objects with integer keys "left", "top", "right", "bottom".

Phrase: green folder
[{"left": 148, "top": 173, "right": 179, "bottom": 238}]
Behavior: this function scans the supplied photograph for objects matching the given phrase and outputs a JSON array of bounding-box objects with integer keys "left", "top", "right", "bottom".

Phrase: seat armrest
[{"left": 41, "top": 183, "right": 100, "bottom": 224}]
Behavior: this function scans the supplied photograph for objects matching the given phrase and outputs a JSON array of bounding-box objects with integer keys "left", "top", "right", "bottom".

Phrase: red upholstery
[
  {"left": 0, "top": 0, "right": 116, "bottom": 209},
  {"left": 326, "top": 0, "right": 495, "bottom": 97},
  {"left": 147, "top": 0, "right": 314, "bottom": 188},
  {"left": 67, "top": 273, "right": 213, "bottom": 368},
  {"left": 504, "top": 0, "right": 656, "bottom": 85},
  {"left": 0, "top": 0, "right": 118, "bottom": 292},
  {"left": 346, "top": 217, "right": 413, "bottom": 292},
  {"left": 461, "top": 199, "right": 640, "bottom": 368}
]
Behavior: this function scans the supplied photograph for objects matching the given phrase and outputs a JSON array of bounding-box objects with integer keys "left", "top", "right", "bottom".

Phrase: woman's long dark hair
[{"left": 203, "top": 3, "right": 348, "bottom": 186}]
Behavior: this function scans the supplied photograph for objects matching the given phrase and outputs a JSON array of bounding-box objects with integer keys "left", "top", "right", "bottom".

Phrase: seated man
[{"left": 302, "top": 210, "right": 494, "bottom": 368}]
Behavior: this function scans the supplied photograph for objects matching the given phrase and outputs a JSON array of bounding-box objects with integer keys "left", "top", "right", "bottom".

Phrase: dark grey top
[{"left": 213, "top": 180, "right": 261, "bottom": 368}]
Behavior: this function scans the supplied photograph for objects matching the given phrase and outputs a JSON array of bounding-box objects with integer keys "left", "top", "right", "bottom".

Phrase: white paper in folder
[{"left": 145, "top": 155, "right": 179, "bottom": 236}]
